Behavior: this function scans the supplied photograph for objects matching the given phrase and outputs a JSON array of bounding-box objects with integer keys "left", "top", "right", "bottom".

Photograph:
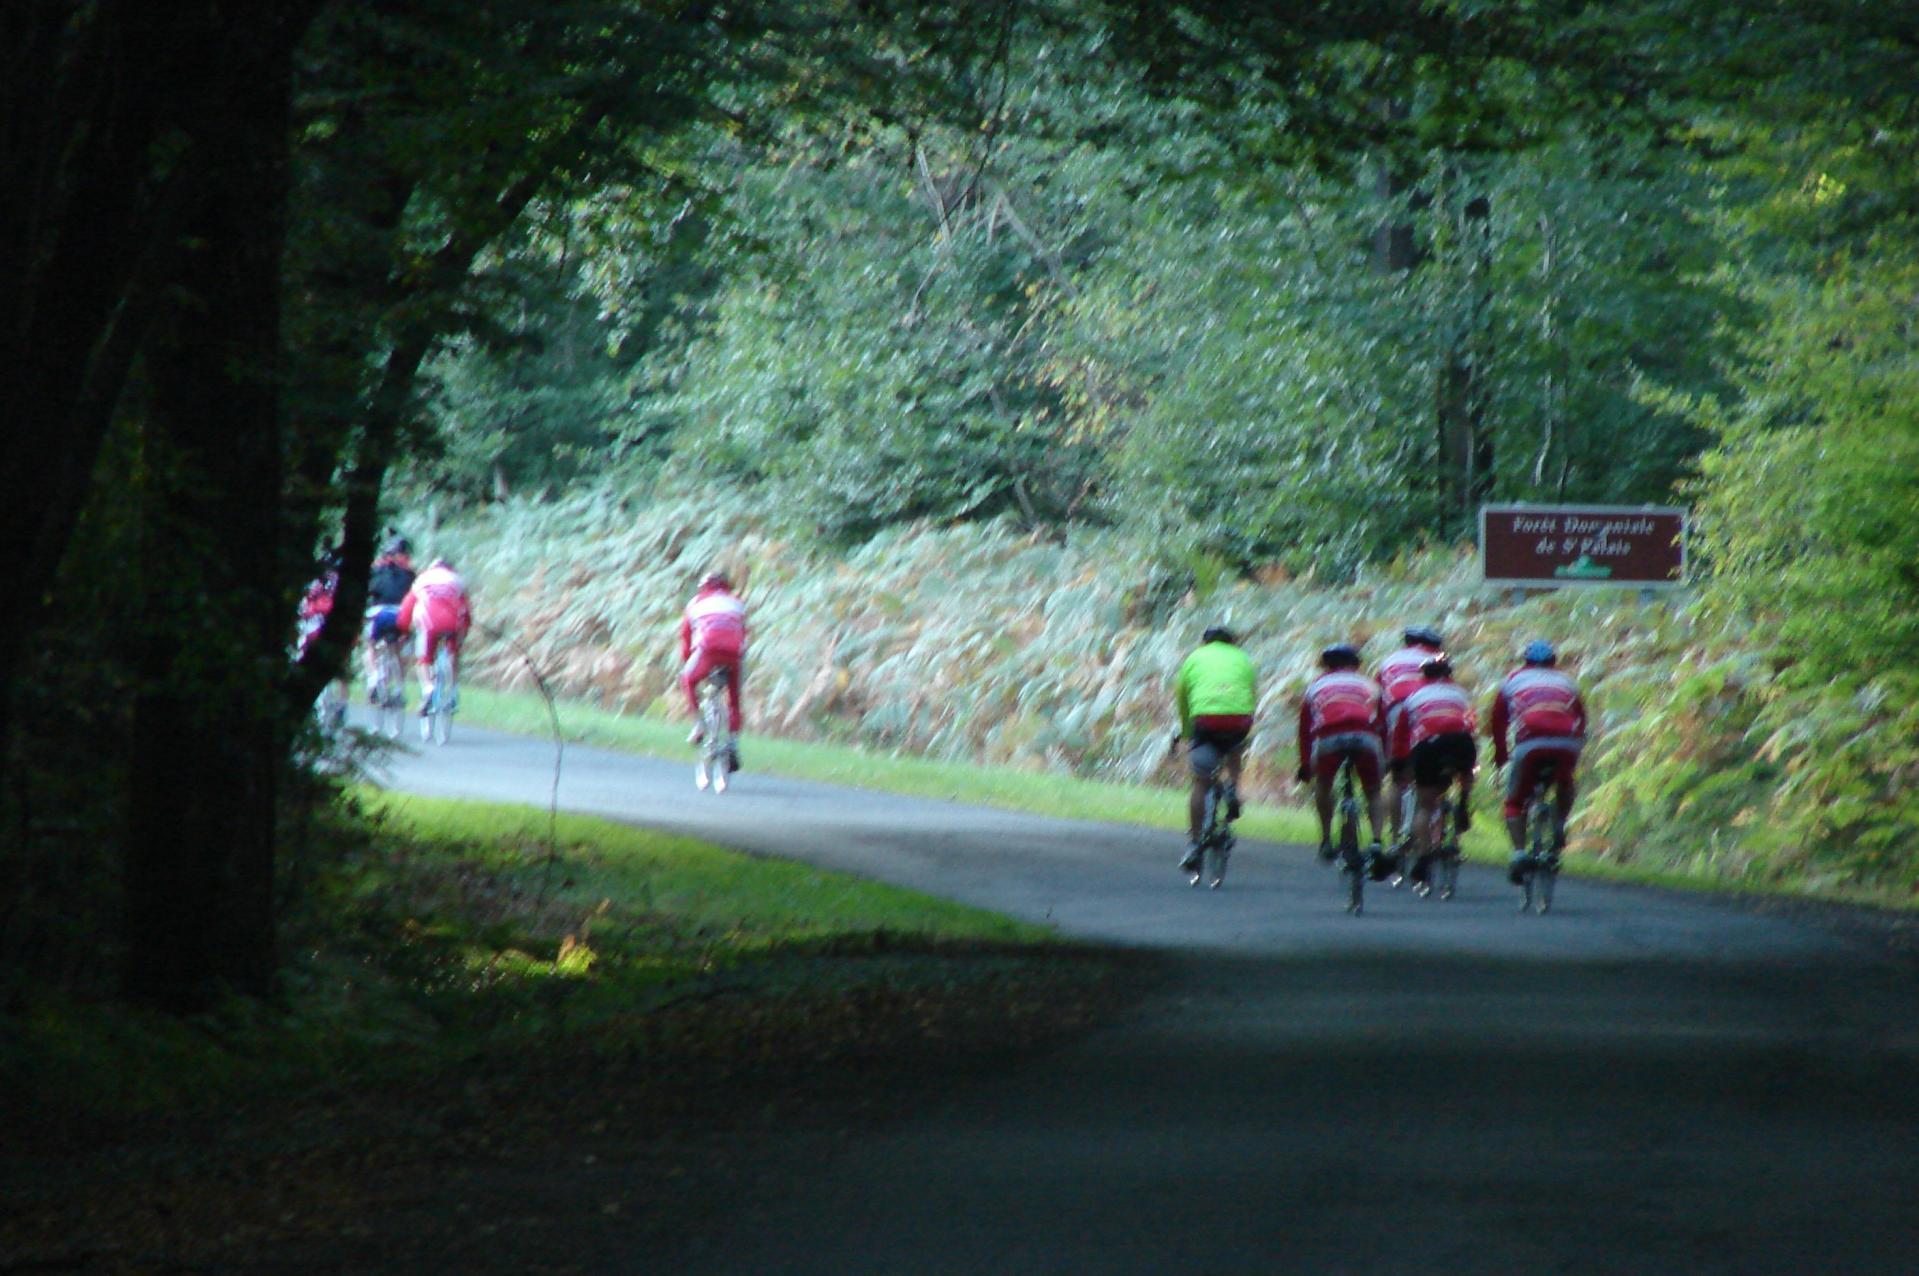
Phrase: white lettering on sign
[
  {"left": 1513, "top": 517, "right": 1559, "bottom": 533},
  {"left": 1559, "top": 515, "right": 1657, "bottom": 536}
]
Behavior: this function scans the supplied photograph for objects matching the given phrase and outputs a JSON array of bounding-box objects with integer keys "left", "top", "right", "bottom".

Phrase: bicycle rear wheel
[
  {"left": 375, "top": 643, "right": 405, "bottom": 738},
  {"left": 696, "top": 678, "right": 730, "bottom": 792},
  {"left": 428, "top": 646, "right": 455, "bottom": 745},
  {"left": 1526, "top": 794, "right": 1559, "bottom": 913},
  {"left": 1337, "top": 766, "right": 1363, "bottom": 913}
]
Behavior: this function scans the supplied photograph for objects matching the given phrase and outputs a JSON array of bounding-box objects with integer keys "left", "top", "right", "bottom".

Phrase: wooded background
[{"left": 6, "top": 1, "right": 1916, "bottom": 1010}]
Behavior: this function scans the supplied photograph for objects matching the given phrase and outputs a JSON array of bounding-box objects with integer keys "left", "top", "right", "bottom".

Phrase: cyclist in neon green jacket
[{"left": 1172, "top": 625, "right": 1258, "bottom": 872}]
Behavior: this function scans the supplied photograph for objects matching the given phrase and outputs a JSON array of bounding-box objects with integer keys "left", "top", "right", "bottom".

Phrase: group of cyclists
[
  {"left": 1177, "top": 624, "right": 1588, "bottom": 891},
  {"left": 298, "top": 535, "right": 474, "bottom": 727},
  {"left": 310, "top": 533, "right": 1583, "bottom": 888},
  {"left": 300, "top": 543, "right": 749, "bottom": 769}
]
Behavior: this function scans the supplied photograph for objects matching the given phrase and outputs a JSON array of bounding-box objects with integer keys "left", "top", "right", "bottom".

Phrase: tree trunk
[
  {"left": 123, "top": 27, "right": 303, "bottom": 1011},
  {"left": 1436, "top": 174, "right": 1494, "bottom": 534}
]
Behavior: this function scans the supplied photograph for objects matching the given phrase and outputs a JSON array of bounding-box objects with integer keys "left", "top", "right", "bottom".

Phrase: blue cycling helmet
[
  {"left": 1523, "top": 640, "right": 1556, "bottom": 666},
  {"left": 1404, "top": 625, "right": 1443, "bottom": 648}
]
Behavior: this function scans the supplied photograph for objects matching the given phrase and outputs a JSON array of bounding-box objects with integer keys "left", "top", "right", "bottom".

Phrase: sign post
[{"left": 1480, "top": 504, "right": 1687, "bottom": 595}]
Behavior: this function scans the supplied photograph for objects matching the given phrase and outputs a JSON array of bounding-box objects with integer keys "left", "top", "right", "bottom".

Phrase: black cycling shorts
[
  {"left": 1188, "top": 724, "right": 1250, "bottom": 777},
  {"left": 1410, "top": 732, "right": 1476, "bottom": 789}
]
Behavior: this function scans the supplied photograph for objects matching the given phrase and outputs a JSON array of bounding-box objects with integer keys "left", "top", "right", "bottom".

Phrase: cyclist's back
[{"left": 680, "top": 571, "right": 747, "bottom": 754}]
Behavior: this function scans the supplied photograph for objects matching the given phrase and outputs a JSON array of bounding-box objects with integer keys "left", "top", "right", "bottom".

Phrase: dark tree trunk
[
  {"left": 1436, "top": 175, "right": 1495, "bottom": 534},
  {"left": 122, "top": 23, "right": 305, "bottom": 1011},
  {"left": 0, "top": 5, "right": 201, "bottom": 778},
  {"left": 1371, "top": 101, "right": 1422, "bottom": 274}
]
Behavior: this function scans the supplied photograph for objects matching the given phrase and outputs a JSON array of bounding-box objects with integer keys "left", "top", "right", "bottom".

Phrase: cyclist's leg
[
  {"left": 1412, "top": 782, "right": 1440, "bottom": 858},
  {"left": 1356, "top": 747, "right": 1387, "bottom": 846},
  {"left": 415, "top": 627, "right": 437, "bottom": 700},
  {"left": 1384, "top": 703, "right": 1410, "bottom": 844},
  {"left": 1549, "top": 754, "right": 1579, "bottom": 849},
  {"left": 721, "top": 655, "right": 744, "bottom": 733},
  {"left": 1504, "top": 750, "right": 1535, "bottom": 851},
  {"left": 1452, "top": 735, "right": 1477, "bottom": 833},
  {"left": 1311, "top": 759, "right": 1336, "bottom": 848},
  {"left": 681, "top": 650, "right": 713, "bottom": 736}
]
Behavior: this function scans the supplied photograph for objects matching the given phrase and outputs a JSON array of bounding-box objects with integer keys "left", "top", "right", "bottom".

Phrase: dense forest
[{"left": 6, "top": 1, "right": 1918, "bottom": 1013}]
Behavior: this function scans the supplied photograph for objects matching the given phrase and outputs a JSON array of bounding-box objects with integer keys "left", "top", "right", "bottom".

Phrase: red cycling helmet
[{"left": 699, "top": 571, "right": 731, "bottom": 591}]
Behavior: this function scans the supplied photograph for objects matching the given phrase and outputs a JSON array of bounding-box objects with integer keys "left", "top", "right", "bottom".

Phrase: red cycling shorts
[
  {"left": 1504, "top": 740, "right": 1581, "bottom": 818},
  {"left": 1311, "top": 732, "right": 1383, "bottom": 786}
]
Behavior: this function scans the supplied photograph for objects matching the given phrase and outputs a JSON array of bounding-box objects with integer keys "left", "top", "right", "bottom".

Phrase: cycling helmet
[
  {"left": 1320, "top": 643, "right": 1362, "bottom": 670},
  {"left": 1202, "top": 625, "right": 1237, "bottom": 646},
  {"left": 383, "top": 534, "right": 411, "bottom": 556},
  {"left": 430, "top": 556, "right": 452, "bottom": 569},
  {"left": 1404, "top": 625, "right": 1443, "bottom": 648},
  {"left": 1523, "top": 640, "right": 1557, "bottom": 666},
  {"left": 699, "top": 571, "right": 731, "bottom": 591},
  {"left": 1420, "top": 656, "right": 1454, "bottom": 680}
]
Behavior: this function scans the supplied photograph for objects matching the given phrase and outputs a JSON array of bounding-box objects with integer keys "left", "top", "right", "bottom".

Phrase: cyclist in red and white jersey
[
  {"left": 680, "top": 571, "right": 746, "bottom": 762},
  {"left": 1296, "top": 643, "right": 1389, "bottom": 873},
  {"left": 1374, "top": 625, "right": 1445, "bottom": 849},
  {"left": 398, "top": 556, "right": 472, "bottom": 712},
  {"left": 296, "top": 552, "right": 340, "bottom": 661},
  {"left": 1391, "top": 656, "right": 1478, "bottom": 883},
  {"left": 1491, "top": 640, "right": 1588, "bottom": 883}
]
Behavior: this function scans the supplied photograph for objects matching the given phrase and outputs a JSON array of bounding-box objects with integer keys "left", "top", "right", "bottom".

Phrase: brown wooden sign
[{"left": 1480, "top": 504, "right": 1687, "bottom": 589}]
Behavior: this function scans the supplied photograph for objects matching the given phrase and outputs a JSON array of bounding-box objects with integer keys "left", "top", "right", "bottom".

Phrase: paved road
[{"left": 377, "top": 724, "right": 1919, "bottom": 1274}]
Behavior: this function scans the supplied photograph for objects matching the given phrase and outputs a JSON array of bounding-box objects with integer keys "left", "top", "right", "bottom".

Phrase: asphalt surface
[{"left": 376, "top": 722, "right": 1919, "bottom": 1274}]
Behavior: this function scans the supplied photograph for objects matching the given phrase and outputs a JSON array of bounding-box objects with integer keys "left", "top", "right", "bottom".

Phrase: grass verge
[{"left": 1, "top": 794, "right": 1138, "bottom": 1273}]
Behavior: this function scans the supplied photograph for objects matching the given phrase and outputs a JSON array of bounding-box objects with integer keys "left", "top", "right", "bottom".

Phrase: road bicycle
[
  {"left": 694, "top": 668, "right": 734, "bottom": 793},
  {"left": 368, "top": 635, "right": 407, "bottom": 739},
  {"left": 1516, "top": 760, "right": 1563, "bottom": 914},
  {"left": 1187, "top": 766, "right": 1237, "bottom": 890},
  {"left": 1332, "top": 751, "right": 1367, "bottom": 914},
  {"left": 420, "top": 642, "right": 457, "bottom": 746}
]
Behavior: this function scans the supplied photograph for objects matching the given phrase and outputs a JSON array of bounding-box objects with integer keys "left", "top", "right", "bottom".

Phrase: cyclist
[
  {"left": 1491, "top": 640, "right": 1588, "bottom": 884},
  {"left": 295, "top": 548, "right": 341, "bottom": 661},
  {"left": 398, "top": 556, "right": 472, "bottom": 714},
  {"left": 1173, "top": 625, "right": 1257, "bottom": 874},
  {"left": 296, "top": 548, "right": 349, "bottom": 727},
  {"left": 361, "top": 534, "right": 415, "bottom": 699},
  {"left": 680, "top": 571, "right": 746, "bottom": 769},
  {"left": 1391, "top": 655, "right": 1478, "bottom": 886},
  {"left": 1374, "top": 625, "right": 1445, "bottom": 853},
  {"left": 1295, "top": 643, "right": 1389, "bottom": 875}
]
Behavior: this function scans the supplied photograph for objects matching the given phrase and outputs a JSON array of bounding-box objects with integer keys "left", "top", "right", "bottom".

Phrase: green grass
[
  {"left": 6, "top": 794, "right": 1065, "bottom": 1125},
  {"left": 361, "top": 791, "right": 1051, "bottom": 946}
]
